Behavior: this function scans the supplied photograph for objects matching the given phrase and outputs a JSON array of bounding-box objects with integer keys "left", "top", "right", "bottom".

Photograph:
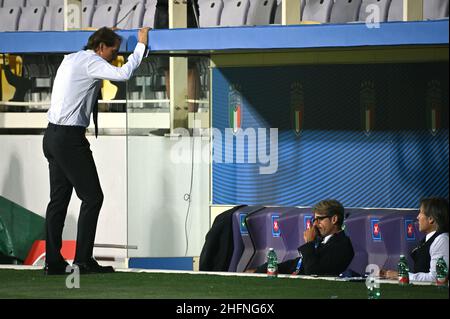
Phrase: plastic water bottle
[
  {"left": 436, "top": 256, "right": 448, "bottom": 288},
  {"left": 397, "top": 255, "right": 409, "bottom": 285},
  {"left": 267, "top": 248, "right": 278, "bottom": 279}
]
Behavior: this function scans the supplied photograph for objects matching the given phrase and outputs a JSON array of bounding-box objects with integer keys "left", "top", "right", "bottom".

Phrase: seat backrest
[
  {"left": 302, "top": 0, "right": 334, "bottom": 23},
  {"left": 387, "top": 0, "right": 402, "bottom": 21},
  {"left": 343, "top": 209, "right": 391, "bottom": 275},
  {"left": 81, "top": 4, "right": 95, "bottom": 28},
  {"left": 0, "top": 6, "right": 21, "bottom": 31},
  {"left": 18, "top": 6, "right": 46, "bottom": 31},
  {"left": 81, "top": 0, "right": 96, "bottom": 6},
  {"left": 280, "top": 208, "right": 313, "bottom": 261},
  {"left": 424, "top": 0, "right": 449, "bottom": 19},
  {"left": 91, "top": 3, "right": 119, "bottom": 28},
  {"left": 246, "top": 0, "right": 276, "bottom": 25},
  {"left": 3, "top": 0, "right": 26, "bottom": 7},
  {"left": 378, "top": 210, "right": 424, "bottom": 270},
  {"left": 359, "top": 0, "right": 392, "bottom": 22},
  {"left": 97, "top": 0, "right": 120, "bottom": 5},
  {"left": 330, "top": 0, "right": 362, "bottom": 23},
  {"left": 199, "top": 0, "right": 224, "bottom": 27},
  {"left": 228, "top": 205, "right": 265, "bottom": 272},
  {"left": 26, "top": 0, "right": 48, "bottom": 6},
  {"left": 116, "top": 1, "right": 144, "bottom": 29},
  {"left": 274, "top": 0, "right": 306, "bottom": 24},
  {"left": 244, "top": 207, "right": 294, "bottom": 270},
  {"left": 220, "top": 0, "right": 250, "bottom": 26},
  {"left": 48, "top": 0, "right": 63, "bottom": 6},
  {"left": 142, "top": 0, "right": 157, "bottom": 28},
  {"left": 274, "top": 0, "right": 281, "bottom": 23},
  {"left": 42, "top": 4, "right": 63, "bottom": 31}
]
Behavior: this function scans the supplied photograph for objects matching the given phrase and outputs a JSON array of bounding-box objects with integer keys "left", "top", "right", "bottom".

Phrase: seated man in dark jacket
[{"left": 249, "top": 199, "right": 354, "bottom": 276}]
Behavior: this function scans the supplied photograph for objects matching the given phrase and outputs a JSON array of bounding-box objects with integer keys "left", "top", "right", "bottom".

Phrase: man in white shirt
[
  {"left": 43, "top": 27, "right": 150, "bottom": 275},
  {"left": 381, "top": 197, "right": 449, "bottom": 282}
]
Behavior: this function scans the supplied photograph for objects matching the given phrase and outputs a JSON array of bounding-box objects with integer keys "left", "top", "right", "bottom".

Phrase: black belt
[{"left": 47, "top": 122, "right": 86, "bottom": 133}]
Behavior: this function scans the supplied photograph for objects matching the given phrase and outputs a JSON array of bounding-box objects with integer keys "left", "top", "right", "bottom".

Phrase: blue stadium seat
[
  {"left": 243, "top": 207, "right": 295, "bottom": 270},
  {"left": 359, "top": 0, "right": 392, "bottom": 22},
  {"left": 91, "top": 3, "right": 119, "bottom": 28},
  {"left": 81, "top": 0, "right": 96, "bottom": 7},
  {"left": 42, "top": 4, "right": 63, "bottom": 30},
  {"left": 116, "top": 1, "right": 144, "bottom": 29},
  {"left": 330, "top": 0, "right": 362, "bottom": 23},
  {"left": 18, "top": 6, "right": 46, "bottom": 31},
  {"left": 81, "top": 4, "right": 95, "bottom": 28},
  {"left": 274, "top": 0, "right": 281, "bottom": 23},
  {"left": 3, "top": 0, "right": 26, "bottom": 7},
  {"left": 228, "top": 205, "right": 265, "bottom": 272},
  {"left": 220, "top": 0, "right": 250, "bottom": 26},
  {"left": 97, "top": 0, "right": 121, "bottom": 5},
  {"left": 302, "top": 0, "right": 334, "bottom": 23},
  {"left": 26, "top": 0, "right": 48, "bottom": 6},
  {"left": 278, "top": 207, "right": 314, "bottom": 261},
  {"left": 387, "top": 0, "right": 402, "bottom": 21},
  {"left": 48, "top": 0, "right": 63, "bottom": 6},
  {"left": 424, "top": 0, "right": 449, "bottom": 19},
  {"left": 246, "top": 0, "right": 276, "bottom": 25},
  {"left": 389, "top": 0, "right": 449, "bottom": 22},
  {"left": 0, "top": 6, "right": 21, "bottom": 31},
  {"left": 199, "top": 0, "right": 224, "bottom": 27},
  {"left": 142, "top": 0, "right": 157, "bottom": 28},
  {"left": 343, "top": 208, "right": 390, "bottom": 275},
  {"left": 378, "top": 210, "right": 424, "bottom": 270}
]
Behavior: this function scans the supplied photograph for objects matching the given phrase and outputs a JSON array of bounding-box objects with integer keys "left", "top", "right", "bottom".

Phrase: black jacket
[
  {"left": 199, "top": 205, "right": 246, "bottom": 271},
  {"left": 256, "top": 230, "right": 354, "bottom": 276},
  {"left": 411, "top": 232, "right": 442, "bottom": 273},
  {"left": 298, "top": 230, "right": 355, "bottom": 276}
]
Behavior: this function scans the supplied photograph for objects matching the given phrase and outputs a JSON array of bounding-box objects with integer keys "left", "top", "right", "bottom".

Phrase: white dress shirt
[
  {"left": 47, "top": 42, "right": 146, "bottom": 127},
  {"left": 321, "top": 234, "right": 333, "bottom": 245},
  {"left": 409, "top": 231, "right": 449, "bottom": 282}
]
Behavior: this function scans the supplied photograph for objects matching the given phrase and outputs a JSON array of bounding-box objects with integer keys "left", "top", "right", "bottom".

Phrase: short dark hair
[
  {"left": 84, "top": 27, "right": 122, "bottom": 51},
  {"left": 313, "top": 199, "right": 345, "bottom": 227},
  {"left": 420, "top": 197, "right": 449, "bottom": 233}
]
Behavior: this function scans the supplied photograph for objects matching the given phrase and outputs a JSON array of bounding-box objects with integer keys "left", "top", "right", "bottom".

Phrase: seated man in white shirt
[
  {"left": 381, "top": 197, "right": 449, "bottom": 282},
  {"left": 43, "top": 27, "right": 150, "bottom": 275}
]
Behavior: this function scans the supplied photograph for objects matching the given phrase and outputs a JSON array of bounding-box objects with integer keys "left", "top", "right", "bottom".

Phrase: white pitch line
[{"left": 0, "top": 265, "right": 433, "bottom": 286}]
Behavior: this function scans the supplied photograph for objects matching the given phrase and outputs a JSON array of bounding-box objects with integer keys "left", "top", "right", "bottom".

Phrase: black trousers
[{"left": 43, "top": 123, "right": 103, "bottom": 265}]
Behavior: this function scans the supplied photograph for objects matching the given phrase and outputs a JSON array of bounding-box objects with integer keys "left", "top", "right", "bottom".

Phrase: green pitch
[{"left": 0, "top": 269, "right": 448, "bottom": 299}]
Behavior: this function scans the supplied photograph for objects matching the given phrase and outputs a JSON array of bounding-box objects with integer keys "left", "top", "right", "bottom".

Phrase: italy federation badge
[
  {"left": 405, "top": 220, "right": 415, "bottom": 241},
  {"left": 290, "top": 81, "right": 304, "bottom": 137},
  {"left": 360, "top": 81, "right": 376, "bottom": 136},
  {"left": 426, "top": 80, "right": 442, "bottom": 136},
  {"left": 228, "top": 84, "right": 242, "bottom": 135},
  {"left": 371, "top": 219, "right": 382, "bottom": 241},
  {"left": 272, "top": 215, "right": 281, "bottom": 237}
]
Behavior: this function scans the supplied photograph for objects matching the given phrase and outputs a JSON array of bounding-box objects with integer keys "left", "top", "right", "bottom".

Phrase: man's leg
[
  {"left": 49, "top": 130, "right": 103, "bottom": 264},
  {"left": 44, "top": 158, "right": 73, "bottom": 265},
  {"left": 63, "top": 139, "right": 103, "bottom": 263}
]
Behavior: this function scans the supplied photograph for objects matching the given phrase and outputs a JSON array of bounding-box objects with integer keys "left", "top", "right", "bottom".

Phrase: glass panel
[{"left": 126, "top": 55, "right": 211, "bottom": 260}]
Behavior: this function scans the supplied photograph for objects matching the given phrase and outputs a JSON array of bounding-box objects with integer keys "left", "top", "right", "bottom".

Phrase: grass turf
[{"left": 0, "top": 269, "right": 448, "bottom": 299}]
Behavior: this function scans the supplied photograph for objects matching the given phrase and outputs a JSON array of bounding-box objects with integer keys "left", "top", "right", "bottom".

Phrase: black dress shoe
[
  {"left": 73, "top": 258, "right": 115, "bottom": 274},
  {"left": 44, "top": 261, "right": 70, "bottom": 275}
]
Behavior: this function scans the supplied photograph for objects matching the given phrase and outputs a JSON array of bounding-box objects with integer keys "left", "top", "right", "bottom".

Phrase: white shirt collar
[
  {"left": 426, "top": 230, "right": 437, "bottom": 242},
  {"left": 322, "top": 234, "right": 333, "bottom": 244}
]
